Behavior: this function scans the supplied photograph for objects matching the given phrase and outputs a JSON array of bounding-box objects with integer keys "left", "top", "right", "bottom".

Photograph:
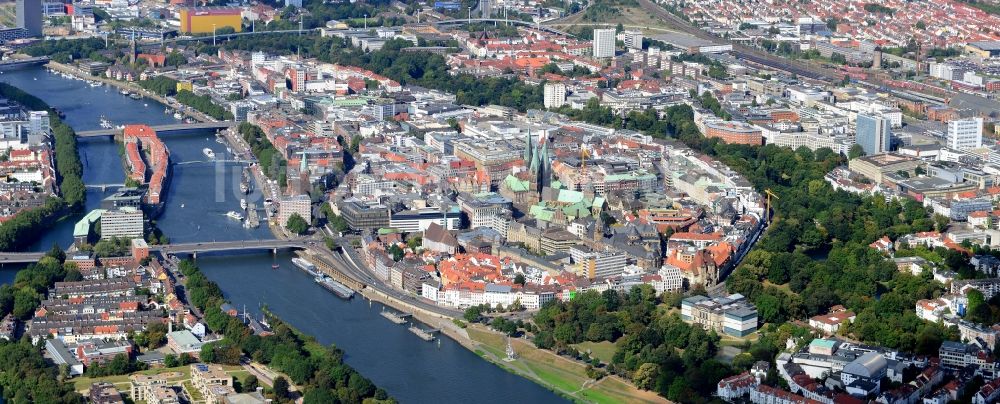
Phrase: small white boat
[
  {"left": 240, "top": 198, "right": 247, "bottom": 210},
  {"left": 180, "top": 203, "right": 185, "bottom": 208},
  {"left": 120, "top": 89, "right": 129, "bottom": 95},
  {"left": 173, "top": 112, "right": 183, "bottom": 120},
  {"left": 225, "top": 211, "right": 244, "bottom": 220},
  {"left": 203, "top": 148, "right": 216, "bottom": 159},
  {"left": 99, "top": 116, "right": 112, "bottom": 129}
]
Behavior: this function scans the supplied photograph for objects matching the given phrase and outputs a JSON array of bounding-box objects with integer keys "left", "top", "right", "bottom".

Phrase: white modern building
[
  {"left": 947, "top": 117, "right": 984, "bottom": 151},
  {"left": 99, "top": 207, "right": 143, "bottom": 240},
  {"left": 389, "top": 207, "right": 461, "bottom": 232},
  {"left": 592, "top": 28, "right": 616, "bottom": 59},
  {"left": 543, "top": 82, "right": 566, "bottom": 109},
  {"left": 681, "top": 294, "right": 758, "bottom": 337},
  {"left": 622, "top": 29, "right": 643, "bottom": 50}
]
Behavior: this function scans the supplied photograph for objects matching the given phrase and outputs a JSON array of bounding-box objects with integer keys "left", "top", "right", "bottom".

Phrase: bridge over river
[
  {"left": 77, "top": 121, "right": 236, "bottom": 138},
  {"left": 0, "top": 238, "right": 312, "bottom": 264}
]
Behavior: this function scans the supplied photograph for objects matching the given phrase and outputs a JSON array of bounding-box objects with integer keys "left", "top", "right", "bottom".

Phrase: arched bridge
[{"left": 0, "top": 238, "right": 314, "bottom": 264}]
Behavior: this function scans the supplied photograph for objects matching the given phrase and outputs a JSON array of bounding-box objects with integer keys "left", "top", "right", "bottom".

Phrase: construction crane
[{"left": 764, "top": 189, "right": 779, "bottom": 223}]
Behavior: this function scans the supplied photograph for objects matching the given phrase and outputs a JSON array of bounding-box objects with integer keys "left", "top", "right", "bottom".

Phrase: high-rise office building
[
  {"left": 592, "top": 28, "right": 616, "bottom": 59},
  {"left": 855, "top": 114, "right": 890, "bottom": 156},
  {"left": 28, "top": 111, "right": 49, "bottom": 135},
  {"left": 16, "top": 0, "right": 42, "bottom": 37},
  {"left": 99, "top": 207, "right": 144, "bottom": 240},
  {"left": 947, "top": 117, "right": 984, "bottom": 151},
  {"left": 543, "top": 82, "right": 566, "bottom": 109}
]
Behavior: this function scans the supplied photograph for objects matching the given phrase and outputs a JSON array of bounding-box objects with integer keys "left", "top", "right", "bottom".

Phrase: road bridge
[
  {"left": 0, "top": 238, "right": 312, "bottom": 264},
  {"left": 0, "top": 57, "right": 50, "bottom": 71},
  {"left": 85, "top": 183, "right": 126, "bottom": 191},
  {"left": 153, "top": 239, "right": 309, "bottom": 256},
  {"left": 432, "top": 18, "right": 574, "bottom": 37},
  {"left": 174, "top": 159, "right": 254, "bottom": 166},
  {"left": 0, "top": 252, "right": 46, "bottom": 264},
  {"left": 77, "top": 121, "right": 236, "bottom": 138}
]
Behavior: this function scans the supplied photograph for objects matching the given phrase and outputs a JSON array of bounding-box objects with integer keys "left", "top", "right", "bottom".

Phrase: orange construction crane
[{"left": 764, "top": 189, "right": 779, "bottom": 222}]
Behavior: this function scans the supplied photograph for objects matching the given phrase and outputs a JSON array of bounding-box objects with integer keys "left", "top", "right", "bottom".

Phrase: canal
[{"left": 1, "top": 67, "right": 565, "bottom": 403}]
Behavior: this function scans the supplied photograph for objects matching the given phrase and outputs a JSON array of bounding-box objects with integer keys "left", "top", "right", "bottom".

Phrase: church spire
[
  {"left": 523, "top": 130, "right": 533, "bottom": 164},
  {"left": 538, "top": 138, "right": 550, "bottom": 188}
]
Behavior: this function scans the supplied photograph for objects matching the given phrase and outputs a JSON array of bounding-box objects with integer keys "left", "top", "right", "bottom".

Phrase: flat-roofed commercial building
[
  {"left": 847, "top": 153, "right": 923, "bottom": 183},
  {"left": 704, "top": 121, "right": 763, "bottom": 145},
  {"left": 389, "top": 206, "right": 460, "bottom": 232},
  {"left": 339, "top": 201, "right": 390, "bottom": 230},
  {"left": 178, "top": 7, "right": 242, "bottom": 34},
  {"left": 99, "top": 207, "right": 143, "bottom": 240},
  {"left": 681, "top": 294, "right": 758, "bottom": 337}
]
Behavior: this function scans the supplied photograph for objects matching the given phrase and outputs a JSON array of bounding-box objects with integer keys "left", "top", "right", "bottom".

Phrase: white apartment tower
[
  {"left": 622, "top": 30, "right": 643, "bottom": 50},
  {"left": 947, "top": 117, "right": 984, "bottom": 151},
  {"left": 100, "top": 207, "right": 144, "bottom": 240},
  {"left": 592, "top": 28, "right": 616, "bottom": 59},
  {"left": 543, "top": 82, "right": 566, "bottom": 109}
]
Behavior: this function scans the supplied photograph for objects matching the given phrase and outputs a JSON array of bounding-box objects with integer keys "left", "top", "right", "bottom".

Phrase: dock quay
[
  {"left": 245, "top": 203, "right": 260, "bottom": 228},
  {"left": 299, "top": 251, "right": 364, "bottom": 291},
  {"left": 409, "top": 326, "right": 439, "bottom": 341},
  {"left": 381, "top": 310, "right": 411, "bottom": 324}
]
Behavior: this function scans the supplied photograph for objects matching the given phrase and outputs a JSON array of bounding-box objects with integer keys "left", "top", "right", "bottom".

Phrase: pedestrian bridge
[
  {"left": 77, "top": 121, "right": 237, "bottom": 138},
  {"left": 0, "top": 238, "right": 313, "bottom": 264}
]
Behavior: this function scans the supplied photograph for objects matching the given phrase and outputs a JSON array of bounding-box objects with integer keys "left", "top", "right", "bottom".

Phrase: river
[{"left": 1, "top": 67, "right": 565, "bottom": 403}]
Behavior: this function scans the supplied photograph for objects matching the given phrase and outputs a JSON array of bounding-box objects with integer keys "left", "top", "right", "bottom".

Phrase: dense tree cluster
[
  {"left": 533, "top": 286, "right": 734, "bottom": 402},
  {"left": 238, "top": 123, "right": 287, "bottom": 182},
  {"left": 0, "top": 198, "right": 67, "bottom": 253},
  {"left": 78, "top": 237, "right": 133, "bottom": 258},
  {"left": 176, "top": 90, "right": 232, "bottom": 120},
  {"left": 285, "top": 213, "right": 309, "bottom": 234},
  {"left": 863, "top": 3, "right": 895, "bottom": 14},
  {"left": 138, "top": 76, "right": 179, "bottom": 97},
  {"left": 177, "top": 260, "right": 393, "bottom": 404},
  {"left": 0, "top": 339, "right": 83, "bottom": 403},
  {"left": 165, "top": 51, "right": 188, "bottom": 67},
  {"left": 21, "top": 37, "right": 106, "bottom": 64},
  {"left": 84, "top": 353, "right": 147, "bottom": 377}
]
